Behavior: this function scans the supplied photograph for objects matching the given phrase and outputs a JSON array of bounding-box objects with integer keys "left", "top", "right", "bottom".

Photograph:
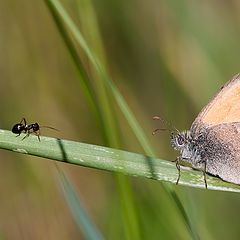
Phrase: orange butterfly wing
[{"left": 192, "top": 73, "right": 240, "bottom": 129}]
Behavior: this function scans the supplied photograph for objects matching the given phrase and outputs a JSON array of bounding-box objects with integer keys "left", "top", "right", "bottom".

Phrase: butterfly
[{"left": 170, "top": 73, "right": 240, "bottom": 188}]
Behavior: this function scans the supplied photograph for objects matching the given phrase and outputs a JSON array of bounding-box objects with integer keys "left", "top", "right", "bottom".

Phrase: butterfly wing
[
  {"left": 191, "top": 73, "right": 240, "bottom": 131},
  {"left": 203, "top": 122, "right": 240, "bottom": 184}
]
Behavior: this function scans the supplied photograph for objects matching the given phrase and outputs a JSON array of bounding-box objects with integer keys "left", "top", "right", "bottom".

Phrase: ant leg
[
  {"left": 35, "top": 130, "right": 41, "bottom": 142},
  {"left": 32, "top": 129, "right": 41, "bottom": 141},
  {"left": 22, "top": 130, "right": 30, "bottom": 140},
  {"left": 20, "top": 118, "right": 27, "bottom": 125},
  {"left": 22, "top": 133, "right": 29, "bottom": 140}
]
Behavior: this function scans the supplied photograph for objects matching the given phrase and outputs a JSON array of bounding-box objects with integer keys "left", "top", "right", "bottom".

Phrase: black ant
[{"left": 12, "top": 118, "right": 58, "bottom": 141}]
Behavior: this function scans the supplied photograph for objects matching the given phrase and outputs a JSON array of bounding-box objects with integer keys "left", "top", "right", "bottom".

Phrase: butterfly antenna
[
  {"left": 153, "top": 115, "right": 178, "bottom": 133},
  {"left": 152, "top": 128, "right": 170, "bottom": 135}
]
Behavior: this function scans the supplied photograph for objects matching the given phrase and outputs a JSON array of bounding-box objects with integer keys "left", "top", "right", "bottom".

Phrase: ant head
[
  {"left": 34, "top": 123, "right": 59, "bottom": 132},
  {"left": 32, "top": 123, "right": 40, "bottom": 131}
]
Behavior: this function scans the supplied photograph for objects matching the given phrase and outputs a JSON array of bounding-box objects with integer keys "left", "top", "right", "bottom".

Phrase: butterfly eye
[
  {"left": 171, "top": 132, "right": 187, "bottom": 150},
  {"left": 177, "top": 135, "right": 185, "bottom": 146}
]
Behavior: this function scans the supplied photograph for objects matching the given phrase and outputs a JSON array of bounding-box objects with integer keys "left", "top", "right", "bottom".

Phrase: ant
[{"left": 12, "top": 118, "right": 58, "bottom": 141}]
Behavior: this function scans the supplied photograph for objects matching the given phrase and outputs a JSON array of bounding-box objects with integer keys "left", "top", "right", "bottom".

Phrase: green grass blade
[
  {"left": 45, "top": 1, "right": 142, "bottom": 239},
  {"left": 45, "top": 0, "right": 155, "bottom": 157},
  {"left": 44, "top": 2, "right": 197, "bottom": 238},
  {"left": 1, "top": 130, "right": 240, "bottom": 193},
  {"left": 44, "top": 0, "right": 109, "bottom": 145},
  {"left": 57, "top": 169, "right": 104, "bottom": 240},
  {"left": 45, "top": 1, "right": 206, "bottom": 238}
]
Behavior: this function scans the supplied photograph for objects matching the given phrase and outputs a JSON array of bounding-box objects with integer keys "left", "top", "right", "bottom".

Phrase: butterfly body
[{"left": 171, "top": 73, "right": 240, "bottom": 185}]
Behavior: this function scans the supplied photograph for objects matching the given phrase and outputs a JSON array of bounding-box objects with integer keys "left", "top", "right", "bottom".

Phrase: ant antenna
[{"left": 40, "top": 126, "right": 59, "bottom": 131}]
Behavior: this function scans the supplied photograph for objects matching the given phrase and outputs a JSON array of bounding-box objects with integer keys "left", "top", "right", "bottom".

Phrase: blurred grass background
[{"left": 1, "top": 0, "right": 240, "bottom": 239}]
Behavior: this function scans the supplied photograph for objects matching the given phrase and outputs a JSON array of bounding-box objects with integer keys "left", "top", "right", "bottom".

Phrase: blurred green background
[{"left": 1, "top": 0, "right": 240, "bottom": 239}]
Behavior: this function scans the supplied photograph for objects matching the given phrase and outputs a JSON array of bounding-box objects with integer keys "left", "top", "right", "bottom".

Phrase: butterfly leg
[
  {"left": 203, "top": 160, "right": 208, "bottom": 189},
  {"left": 197, "top": 159, "right": 208, "bottom": 189},
  {"left": 175, "top": 156, "right": 181, "bottom": 185}
]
